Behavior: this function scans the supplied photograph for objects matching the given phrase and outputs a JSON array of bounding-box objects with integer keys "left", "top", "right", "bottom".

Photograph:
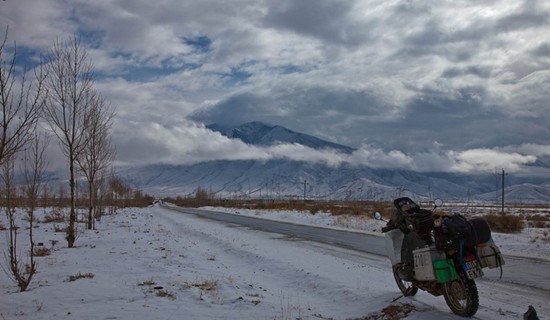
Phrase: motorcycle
[{"left": 375, "top": 197, "right": 505, "bottom": 317}]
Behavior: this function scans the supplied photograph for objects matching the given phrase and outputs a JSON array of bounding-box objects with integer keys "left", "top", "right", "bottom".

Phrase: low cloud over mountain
[{"left": 116, "top": 122, "right": 550, "bottom": 202}]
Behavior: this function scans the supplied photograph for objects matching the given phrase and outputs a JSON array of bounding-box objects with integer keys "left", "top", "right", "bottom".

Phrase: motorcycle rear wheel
[
  {"left": 392, "top": 264, "right": 418, "bottom": 296},
  {"left": 442, "top": 273, "right": 479, "bottom": 317}
]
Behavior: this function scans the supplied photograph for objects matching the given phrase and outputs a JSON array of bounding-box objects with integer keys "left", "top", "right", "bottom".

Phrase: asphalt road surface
[{"left": 162, "top": 204, "right": 550, "bottom": 293}]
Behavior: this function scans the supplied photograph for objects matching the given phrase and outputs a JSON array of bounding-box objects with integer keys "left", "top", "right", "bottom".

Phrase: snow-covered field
[{"left": 1, "top": 204, "right": 548, "bottom": 319}]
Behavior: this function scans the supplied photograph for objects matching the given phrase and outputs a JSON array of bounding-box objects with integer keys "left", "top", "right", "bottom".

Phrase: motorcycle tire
[
  {"left": 442, "top": 273, "right": 479, "bottom": 317},
  {"left": 392, "top": 264, "right": 418, "bottom": 296}
]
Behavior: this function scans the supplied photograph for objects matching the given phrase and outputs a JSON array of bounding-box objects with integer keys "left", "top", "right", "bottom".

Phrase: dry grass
[
  {"left": 191, "top": 278, "right": 218, "bottom": 292},
  {"left": 42, "top": 209, "right": 66, "bottom": 223},
  {"left": 484, "top": 214, "right": 524, "bottom": 233},
  {"left": 185, "top": 278, "right": 220, "bottom": 301},
  {"left": 156, "top": 289, "right": 176, "bottom": 300},
  {"left": 354, "top": 303, "right": 416, "bottom": 320},
  {"left": 141, "top": 279, "right": 156, "bottom": 286},
  {"left": 525, "top": 214, "right": 550, "bottom": 228},
  {"left": 137, "top": 279, "right": 177, "bottom": 299},
  {"left": 53, "top": 224, "right": 67, "bottom": 233},
  {"left": 67, "top": 272, "right": 95, "bottom": 282},
  {"left": 33, "top": 246, "right": 52, "bottom": 257}
]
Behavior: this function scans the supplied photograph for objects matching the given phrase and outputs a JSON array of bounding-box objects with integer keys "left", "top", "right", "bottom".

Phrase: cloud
[
  {"left": 113, "top": 116, "right": 545, "bottom": 177},
  {"left": 348, "top": 145, "right": 542, "bottom": 175},
  {"left": 448, "top": 149, "right": 537, "bottom": 173},
  {"left": 346, "top": 145, "right": 541, "bottom": 174},
  {"left": 505, "top": 144, "right": 550, "bottom": 157},
  {"left": 0, "top": 0, "right": 73, "bottom": 48},
  {"left": 1, "top": 0, "right": 550, "bottom": 177},
  {"left": 262, "top": 0, "right": 368, "bottom": 47}
]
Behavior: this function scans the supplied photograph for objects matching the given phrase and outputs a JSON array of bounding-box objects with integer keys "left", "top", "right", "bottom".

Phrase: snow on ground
[{"left": 0, "top": 205, "right": 548, "bottom": 319}]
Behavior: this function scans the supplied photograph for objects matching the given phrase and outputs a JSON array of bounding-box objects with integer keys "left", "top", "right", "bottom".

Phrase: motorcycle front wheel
[
  {"left": 392, "top": 264, "right": 418, "bottom": 296},
  {"left": 442, "top": 273, "right": 479, "bottom": 317}
]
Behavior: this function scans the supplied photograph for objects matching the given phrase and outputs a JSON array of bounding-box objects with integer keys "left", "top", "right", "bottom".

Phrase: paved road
[{"left": 162, "top": 204, "right": 550, "bottom": 292}]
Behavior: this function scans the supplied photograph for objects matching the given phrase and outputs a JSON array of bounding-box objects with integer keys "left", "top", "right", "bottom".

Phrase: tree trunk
[
  {"left": 88, "top": 180, "right": 94, "bottom": 230},
  {"left": 67, "top": 160, "right": 76, "bottom": 248}
]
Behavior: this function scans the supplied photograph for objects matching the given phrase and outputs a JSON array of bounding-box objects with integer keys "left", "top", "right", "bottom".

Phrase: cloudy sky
[{"left": 1, "top": 0, "right": 550, "bottom": 176}]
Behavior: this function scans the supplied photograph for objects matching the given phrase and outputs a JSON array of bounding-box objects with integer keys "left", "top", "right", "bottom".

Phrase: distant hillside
[
  {"left": 113, "top": 121, "right": 550, "bottom": 203},
  {"left": 115, "top": 159, "right": 548, "bottom": 203},
  {"left": 477, "top": 183, "right": 550, "bottom": 204}
]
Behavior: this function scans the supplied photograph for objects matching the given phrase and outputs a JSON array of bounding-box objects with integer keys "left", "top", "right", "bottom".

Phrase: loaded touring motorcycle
[{"left": 375, "top": 197, "right": 505, "bottom": 317}]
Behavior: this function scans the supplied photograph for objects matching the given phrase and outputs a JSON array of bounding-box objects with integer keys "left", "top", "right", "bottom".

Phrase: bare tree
[
  {"left": 23, "top": 128, "right": 50, "bottom": 239},
  {"left": 43, "top": 35, "right": 93, "bottom": 247},
  {"left": 0, "top": 29, "right": 45, "bottom": 166},
  {"left": 0, "top": 28, "right": 45, "bottom": 291},
  {"left": 2, "top": 155, "right": 36, "bottom": 292},
  {"left": 4, "top": 130, "right": 50, "bottom": 291},
  {"left": 77, "top": 91, "right": 114, "bottom": 229},
  {"left": 109, "top": 174, "right": 131, "bottom": 207}
]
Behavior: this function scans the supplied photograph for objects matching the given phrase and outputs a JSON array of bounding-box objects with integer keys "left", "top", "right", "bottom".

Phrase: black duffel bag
[{"left": 434, "top": 214, "right": 492, "bottom": 251}]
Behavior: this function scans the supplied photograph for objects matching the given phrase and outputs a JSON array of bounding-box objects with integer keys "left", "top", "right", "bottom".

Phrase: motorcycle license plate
[{"left": 463, "top": 260, "right": 483, "bottom": 279}]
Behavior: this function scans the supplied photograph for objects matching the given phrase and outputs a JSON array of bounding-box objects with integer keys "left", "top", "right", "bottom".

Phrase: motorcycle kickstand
[{"left": 392, "top": 294, "right": 404, "bottom": 302}]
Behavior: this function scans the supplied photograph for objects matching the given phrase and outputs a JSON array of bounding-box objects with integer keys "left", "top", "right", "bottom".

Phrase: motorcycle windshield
[{"left": 385, "top": 229, "right": 404, "bottom": 265}]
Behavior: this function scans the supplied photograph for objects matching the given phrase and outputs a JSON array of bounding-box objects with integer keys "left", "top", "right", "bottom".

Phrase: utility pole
[
  {"left": 303, "top": 180, "right": 307, "bottom": 202},
  {"left": 495, "top": 169, "right": 499, "bottom": 206},
  {"left": 501, "top": 169, "right": 507, "bottom": 214}
]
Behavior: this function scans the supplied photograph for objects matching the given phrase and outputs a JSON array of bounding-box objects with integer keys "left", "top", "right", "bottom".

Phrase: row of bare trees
[
  {"left": 1, "top": 29, "right": 115, "bottom": 291},
  {"left": 42, "top": 36, "right": 115, "bottom": 247}
]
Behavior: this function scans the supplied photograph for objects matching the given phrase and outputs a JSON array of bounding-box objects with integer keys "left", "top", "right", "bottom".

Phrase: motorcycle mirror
[
  {"left": 374, "top": 212, "right": 383, "bottom": 220},
  {"left": 434, "top": 199, "right": 443, "bottom": 207}
]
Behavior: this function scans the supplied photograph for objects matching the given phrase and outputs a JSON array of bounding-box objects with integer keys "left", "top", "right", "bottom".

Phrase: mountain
[
  {"left": 117, "top": 159, "right": 550, "bottom": 203},
  {"left": 207, "top": 121, "right": 355, "bottom": 154},
  {"left": 477, "top": 183, "right": 550, "bottom": 204},
  {"left": 115, "top": 122, "right": 550, "bottom": 203}
]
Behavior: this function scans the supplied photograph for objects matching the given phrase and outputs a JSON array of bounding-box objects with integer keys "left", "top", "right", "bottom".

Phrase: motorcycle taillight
[{"left": 465, "top": 253, "right": 476, "bottom": 262}]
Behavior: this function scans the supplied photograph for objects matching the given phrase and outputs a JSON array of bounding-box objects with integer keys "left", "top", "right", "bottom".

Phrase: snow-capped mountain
[
  {"left": 116, "top": 122, "right": 550, "bottom": 203},
  {"left": 207, "top": 121, "right": 355, "bottom": 153}
]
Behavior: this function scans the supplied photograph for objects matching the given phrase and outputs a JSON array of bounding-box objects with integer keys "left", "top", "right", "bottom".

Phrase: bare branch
[{"left": 0, "top": 28, "right": 45, "bottom": 166}]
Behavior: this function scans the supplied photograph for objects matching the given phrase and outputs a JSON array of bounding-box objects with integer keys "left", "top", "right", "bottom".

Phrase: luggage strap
[{"left": 489, "top": 245, "right": 504, "bottom": 279}]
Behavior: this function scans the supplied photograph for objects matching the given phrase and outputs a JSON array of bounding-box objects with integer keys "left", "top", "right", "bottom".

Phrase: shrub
[
  {"left": 192, "top": 278, "right": 218, "bottom": 292},
  {"left": 53, "top": 224, "right": 67, "bottom": 233},
  {"left": 141, "top": 279, "right": 156, "bottom": 286},
  {"left": 196, "top": 279, "right": 218, "bottom": 301},
  {"left": 43, "top": 209, "right": 65, "bottom": 223},
  {"left": 331, "top": 207, "right": 352, "bottom": 216},
  {"left": 309, "top": 205, "right": 320, "bottom": 215},
  {"left": 33, "top": 246, "right": 52, "bottom": 257},
  {"left": 484, "top": 214, "right": 524, "bottom": 233},
  {"left": 525, "top": 214, "right": 550, "bottom": 228},
  {"left": 532, "top": 221, "right": 548, "bottom": 228},
  {"left": 156, "top": 289, "right": 176, "bottom": 299},
  {"left": 525, "top": 214, "right": 550, "bottom": 222}
]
